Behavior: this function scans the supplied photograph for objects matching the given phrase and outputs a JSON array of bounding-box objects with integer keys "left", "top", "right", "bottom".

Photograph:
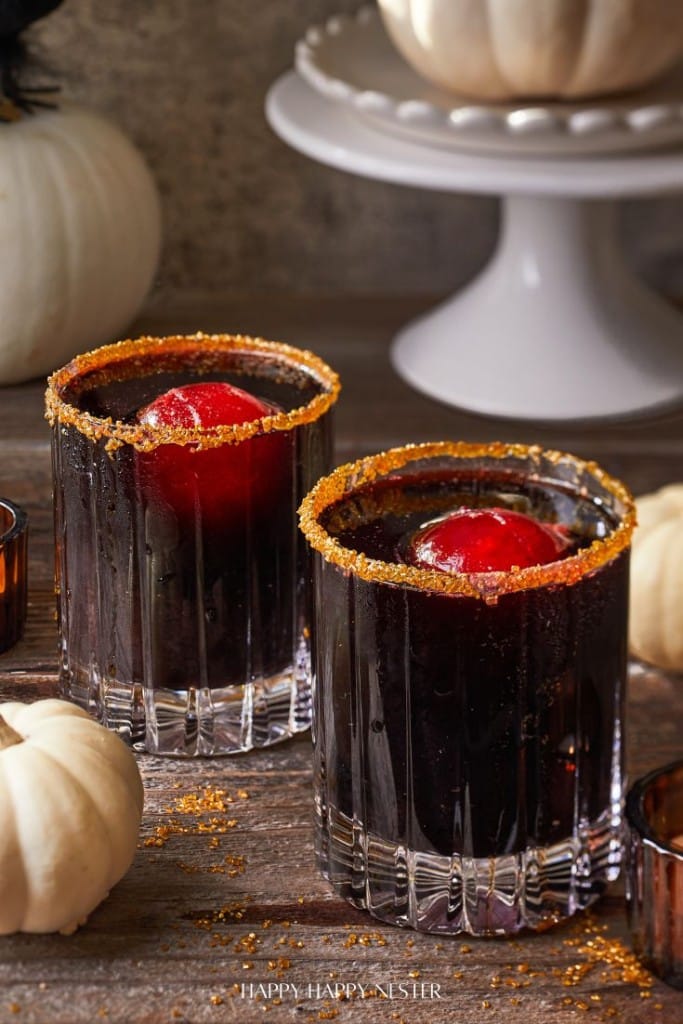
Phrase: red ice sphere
[
  {"left": 137, "top": 381, "right": 288, "bottom": 530},
  {"left": 408, "top": 507, "right": 569, "bottom": 574}
]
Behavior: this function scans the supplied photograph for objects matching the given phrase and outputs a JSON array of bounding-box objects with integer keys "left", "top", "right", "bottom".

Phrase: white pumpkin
[
  {"left": 377, "top": 0, "right": 683, "bottom": 100},
  {"left": 629, "top": 484, "right": 683, "bottom": 672},
  {"left": 0, "top": 103, "right": 161, "bottom": 384},
  {"left": 0, "top": 699, "right": 144, "bottom": 934}
]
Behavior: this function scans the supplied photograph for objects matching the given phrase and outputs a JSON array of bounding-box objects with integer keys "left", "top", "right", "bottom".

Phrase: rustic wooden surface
[{"left": 0, "top": 296, "right": 682, "bottom": 1024}]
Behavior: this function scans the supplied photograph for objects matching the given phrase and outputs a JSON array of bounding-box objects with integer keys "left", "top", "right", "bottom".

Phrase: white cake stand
[{"left": 266, "top": 71, "right": 683, "bottom": 422}]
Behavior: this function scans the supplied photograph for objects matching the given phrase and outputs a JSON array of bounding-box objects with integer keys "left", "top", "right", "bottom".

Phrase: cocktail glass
[
  {"left": 299, "top": 441, "right": 634, "bottom": 935},
  {"left": 46, "top": 333, "right": 339, "bottom": 755}
]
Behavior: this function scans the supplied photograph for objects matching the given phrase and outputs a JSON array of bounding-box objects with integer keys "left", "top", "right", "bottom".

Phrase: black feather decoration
[
  {"left": 0, "top": 0, "right": 63, "bottom": 37},
  {"left": 0, "top": 0, "right": 64, "bottom": 119}
]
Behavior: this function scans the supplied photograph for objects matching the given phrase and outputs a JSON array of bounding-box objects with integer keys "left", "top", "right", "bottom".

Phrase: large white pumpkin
[
  {"left": 0, "top": 103, "right": 161, "bottom": 384},
  {"left": 629, "top": 484, "right": 683, "bottom": 672},
  {"left": 0, "top": 699, "right": 144, "bottom": 934},
  {"left": 378, "top": 0, "right": 683, "bottom": 100}
]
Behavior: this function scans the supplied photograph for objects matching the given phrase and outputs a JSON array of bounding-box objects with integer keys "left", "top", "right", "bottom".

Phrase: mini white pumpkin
[
  {"left": 629, "top": 484, "right": 683, "bottom": 672},
  {"left": 378, "top": 0, "right": 683, "bottom": 100},
  {"left": 0, "top": 102, "right": 161, "bottom": 384},
  {"left": 0, "top": 699, "right": 144, "bottom": 934}
]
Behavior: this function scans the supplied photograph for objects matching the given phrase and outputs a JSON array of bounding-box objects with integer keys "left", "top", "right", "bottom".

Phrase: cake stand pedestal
[{"left": 266, "top": 72, "right": 683, "bottom": 422}]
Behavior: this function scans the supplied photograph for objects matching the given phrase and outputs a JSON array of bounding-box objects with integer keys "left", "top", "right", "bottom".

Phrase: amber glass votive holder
[
  {"left": 46, "top": 334, "right": 339, "bottom": 756},
  {"left": 626, "top": 761, "right": 683, "bottom": 988},
  {"left": 0, "top": 498, "right": 28, "bottom": 654}
]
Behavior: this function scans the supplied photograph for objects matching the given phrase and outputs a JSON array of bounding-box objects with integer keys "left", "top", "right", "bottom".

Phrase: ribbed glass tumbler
[
  {"left": 46, "top": 333, "right": 339, "bottom": 755},
  {"left": 299, "top": 442, "right": 634, "bottom": 936}
]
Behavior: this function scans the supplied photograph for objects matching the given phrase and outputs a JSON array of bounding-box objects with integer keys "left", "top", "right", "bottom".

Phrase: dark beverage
[
  {"left": 300, "top": 443, "right": 634, "bottom": 935},
  {"left": 47, "top": 335, "right": 339, "bottom": 755}
]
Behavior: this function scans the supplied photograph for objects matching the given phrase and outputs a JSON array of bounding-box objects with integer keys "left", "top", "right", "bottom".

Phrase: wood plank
[{"left": 6, "top": 293, "right": 683, "bottom": 459}]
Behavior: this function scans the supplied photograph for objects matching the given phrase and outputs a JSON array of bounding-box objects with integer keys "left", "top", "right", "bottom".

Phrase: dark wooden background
[{"left": 0, "top": 297, "right": 682, "bottom": 1023}]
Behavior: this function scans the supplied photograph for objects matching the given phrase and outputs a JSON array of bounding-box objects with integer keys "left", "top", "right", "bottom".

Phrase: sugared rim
[
  {"left": 298, "top": 441, "right": 636, "bottom": 600},
  {"left": 626, "top": 760, "right": 683, "bottom": 859},
  {"left": 45, "top": 333, "right": 341, "bottom": 453}
]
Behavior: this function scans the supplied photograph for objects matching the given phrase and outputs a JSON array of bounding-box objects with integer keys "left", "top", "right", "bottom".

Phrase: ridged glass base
[
  {"left": 317, "top": 804, "right": 621, "bottom": 937},
  {"left": 61, "top": 646, "right": 312, "bottom": 755},
  {"left": 142, "top": 663, "right": 312, "bottom": 756},
  {"left": 60, "top": 663, "right": 147, "bottom": 746}
]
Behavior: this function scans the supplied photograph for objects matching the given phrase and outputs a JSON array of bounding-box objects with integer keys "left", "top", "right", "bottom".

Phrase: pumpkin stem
[{"left": 0, "top": 715, "right": 23, "bottom": 750}]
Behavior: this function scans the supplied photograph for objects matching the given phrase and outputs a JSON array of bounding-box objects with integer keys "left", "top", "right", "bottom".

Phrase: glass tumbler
[
  {"left": 46, "top": 333, "right": 339, "bottom": 755},
  {"left": 299, "top": 442, "right": 635, "bottom": 936}
]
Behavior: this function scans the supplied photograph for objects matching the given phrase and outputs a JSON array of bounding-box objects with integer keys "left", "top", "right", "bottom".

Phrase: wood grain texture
[{"left": 0, "top": 297, "right": 681, "bottom": 1023}]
